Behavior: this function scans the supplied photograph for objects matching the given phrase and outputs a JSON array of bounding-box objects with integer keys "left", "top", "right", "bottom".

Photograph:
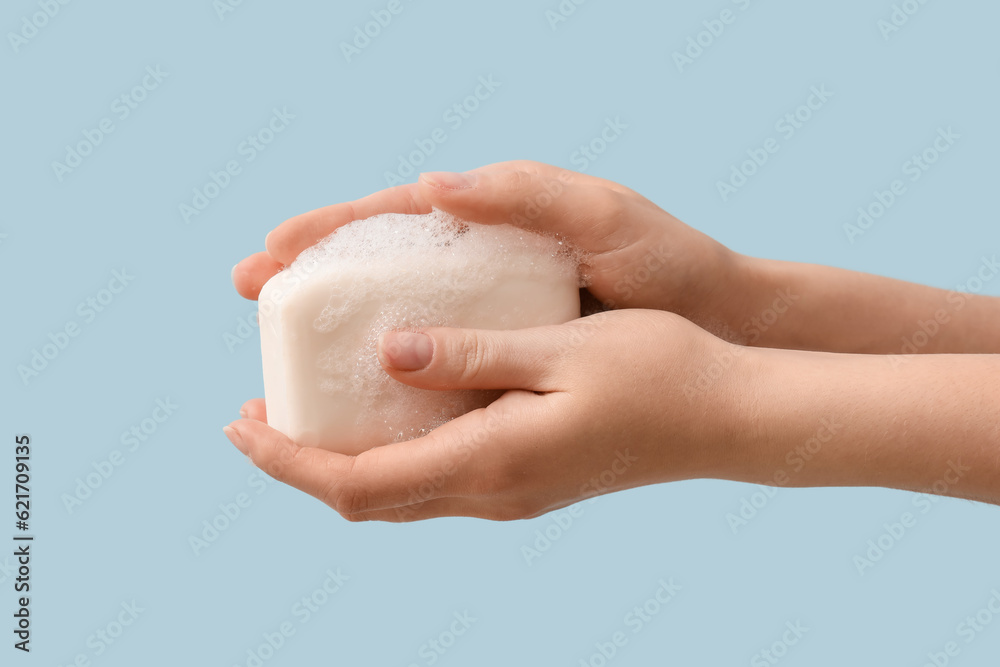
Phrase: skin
[{"left": 226, "top": 161, "right": 1000, "bottom": 521}]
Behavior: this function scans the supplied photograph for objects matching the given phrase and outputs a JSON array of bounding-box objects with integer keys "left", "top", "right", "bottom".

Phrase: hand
[
  {"left": 225, "top": 306, "right": 1000, "bottom": 517},
  {"left": 231, "top": 161, "right": 749, "bottom": 331},
  {"left": 222, "top": 309, "right": 752, "bottom": 521}
]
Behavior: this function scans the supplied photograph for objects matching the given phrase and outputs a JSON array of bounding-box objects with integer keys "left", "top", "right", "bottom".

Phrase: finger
[
  {"left": 376, "top": 326, "right": 566, "bottom": 392},
  {"left": 223, "top": 415, "right": 489, "bottom": 514},
  {"left": 239, "top": 398, "right": 266, "bottom": 422},
  {"left": 417, "top": 169, "right": 636, "bottom": 254},
  {"left": 223, "top": 419, "right": 356, "bottom": 506},
  {"left": 232, "top": 252, "right": 284, "bottom": 300},
  {"left": 265, "top": 183, "right": 430, "bottom": 265},
  {"left": 341, "top": 497, "right": 471, "bottom": 523},
  {"left": 464, "top": 159, "right": 639, "bottom": 196},
  {"left": 344, "top": 492, "right": 548, "bottom": 522},
  {"left": 344, "top": 496, "right": 511, "bottom": 523}
]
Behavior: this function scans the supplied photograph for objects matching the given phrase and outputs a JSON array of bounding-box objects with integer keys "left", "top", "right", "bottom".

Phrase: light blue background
[{"left": 3, "top": 0, "right": 1000, "bottom": 665}]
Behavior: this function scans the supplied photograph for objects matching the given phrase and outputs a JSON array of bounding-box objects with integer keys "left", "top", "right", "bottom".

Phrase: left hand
[{"left": 231, "top": 161, "right": 747, "bottom": 325}]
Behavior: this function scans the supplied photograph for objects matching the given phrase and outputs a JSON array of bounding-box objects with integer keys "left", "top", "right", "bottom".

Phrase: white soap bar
[{"left": 258, "top": 210, "right": 581, "bottom": 454}]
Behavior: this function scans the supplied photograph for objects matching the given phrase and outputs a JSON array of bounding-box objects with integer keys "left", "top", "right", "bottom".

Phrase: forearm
[
  {"left": 728, "top": 347, "right": 1000, "bottom": 505},
  {"left": 726, "top": 255, "right": 1000, "bottom": 354}
]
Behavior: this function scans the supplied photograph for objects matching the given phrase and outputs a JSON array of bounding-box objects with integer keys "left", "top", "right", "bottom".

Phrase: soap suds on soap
[{"left": 281, "top": 209, "right": 584, "bottom": 444}]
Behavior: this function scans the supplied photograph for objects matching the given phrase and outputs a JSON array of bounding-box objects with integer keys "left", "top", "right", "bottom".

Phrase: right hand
[{"left": 224, "top": 309, "right": 757, "bottom": 522}]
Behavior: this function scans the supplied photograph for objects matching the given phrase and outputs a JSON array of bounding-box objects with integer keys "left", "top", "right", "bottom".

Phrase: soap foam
[{"left": 280, "top": 209, "right": 583, "bottom": 445}]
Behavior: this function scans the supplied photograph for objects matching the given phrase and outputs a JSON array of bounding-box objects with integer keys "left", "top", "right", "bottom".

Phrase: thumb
[{"left": 376, "top": 326, "right": 565, "bottom": 392}]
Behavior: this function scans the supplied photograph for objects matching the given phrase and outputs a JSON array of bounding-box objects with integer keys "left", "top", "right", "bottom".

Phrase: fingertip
[
  {"left": 240, "top": 398, "right": 267, "bottom": 422},
  {"left": 233, "top": 252, "right": 283, "bottom": 300},
  {"left": 223, "top": 423, "right": 247, "bottom": 455},
  {"left": 264, "top": 228, "right": 275, "bottom": 256}
]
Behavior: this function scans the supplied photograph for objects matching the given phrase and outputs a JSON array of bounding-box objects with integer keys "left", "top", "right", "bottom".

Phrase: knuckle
[
  {"left": 454, "top": 331, "right": 490, "bottom": 384},
  {"left": 482, "top": 454, "right": 523, "bottom": 496},
  {"left": 323, "top": 455, "right": 371, "bottom": 515},
  {"left": 598, "top": 189, "right": 629, "bottom": 226},
  {"left": 505, "top": 159, "right": 543, "bottom": 172},
  {"left": 256, "top": 438, "right": 296, "bottom": 479},
  {"left": 330, "top": 481, "right": 370, "bottom": 515},
  {"left": 497, "top": 169, "right": 535, "bottom": 195}
]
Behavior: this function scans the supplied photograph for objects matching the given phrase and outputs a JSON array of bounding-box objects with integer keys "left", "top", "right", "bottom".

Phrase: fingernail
[
  {"left": 231, "top": 264, "right": 239, "bottom": 283},
  {"left": 421, "top": 171, "right": 476, "bottom": 190},
  {"left": 379, "top": 331, "right": 434, "bottom": 371},
  {"left": 223, "top": 425, "right": 247, "bottom": 454},
  {"left": 239, "top": 407, "right": 248, "bottom": 418}
]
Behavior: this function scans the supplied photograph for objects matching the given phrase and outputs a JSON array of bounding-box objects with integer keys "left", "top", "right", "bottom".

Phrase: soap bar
[{"left": 258, "top": 210, "right": 581, "bottom": 455}]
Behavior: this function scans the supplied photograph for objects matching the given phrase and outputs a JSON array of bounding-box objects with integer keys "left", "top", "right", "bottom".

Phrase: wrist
[
  {"left": 703, "top": 251, "right": 776, "bottom": 346},
  {"left": 677, "top": 336, "right": 781, "bottom": 483},
  {"left": 672, "top": 245, "right": 763, "bottom": 341},
  {"left": 719, "top": 255, "right": 812, "bottom": 349},
  {"left": 711, "top": 343, "right": 854, "bottom": 488},
  {"left": 708, "top": 341, "right": 780, "bottom": 482}
]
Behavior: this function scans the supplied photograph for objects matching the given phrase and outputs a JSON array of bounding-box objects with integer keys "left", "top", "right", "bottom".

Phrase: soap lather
[{"left": 258, "top": 210, "right": 582, "bottom": 455}]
